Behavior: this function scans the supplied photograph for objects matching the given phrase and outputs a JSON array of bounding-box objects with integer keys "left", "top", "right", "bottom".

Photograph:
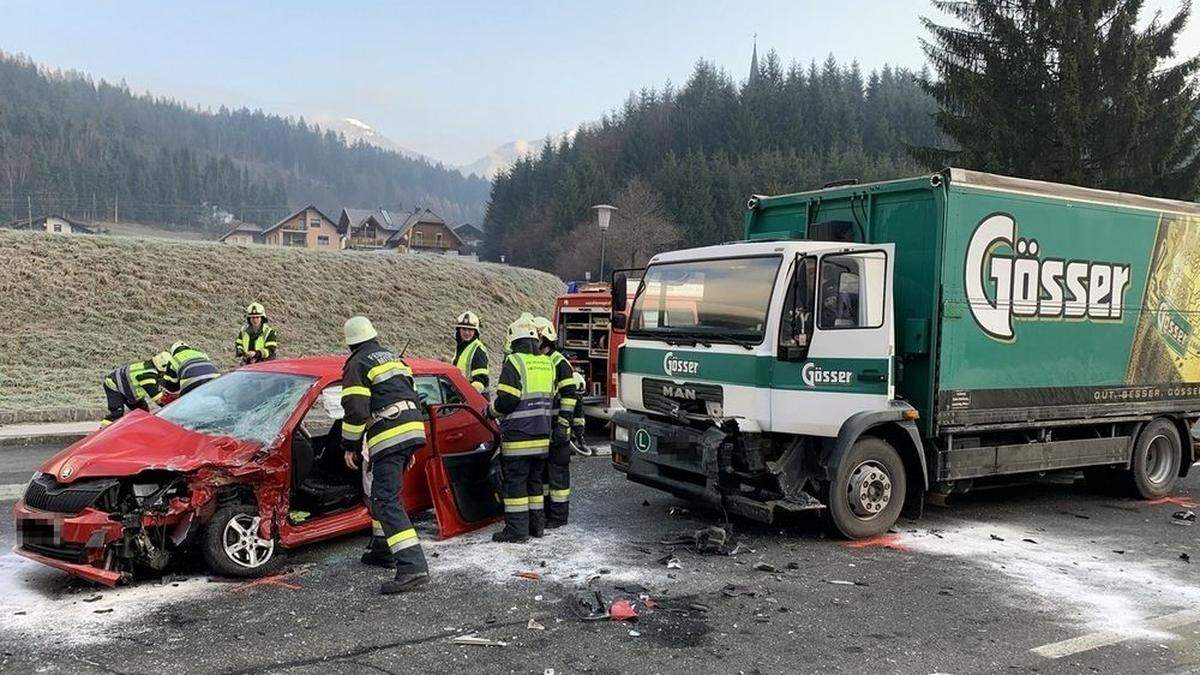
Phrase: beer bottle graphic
[{"left": 1128, "top": 213, "right": 1200, "bottom": 384}]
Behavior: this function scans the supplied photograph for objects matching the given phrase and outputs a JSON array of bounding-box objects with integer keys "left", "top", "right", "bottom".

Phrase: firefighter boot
[
  {"left": 380, "top": 572, "right": 430, "bottom": 595},
  {"left": 529, "top": 509, "right": 546, "bottom": 538}
]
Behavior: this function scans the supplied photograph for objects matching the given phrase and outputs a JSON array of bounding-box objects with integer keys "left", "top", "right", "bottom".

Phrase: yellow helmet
[
  {"left": 531, "top": 316, "right": 556, "bottom": 343},
  {"left": 151, "top": 352, "right": 172, "bottom": 371},
  {"left": 455, "top": 311, "right": 480, "bottom": 330},
  {"left": 245, "top": 302, "right": 266, "bottom": 318},
  {"left": 344, "top": 316, "right": 378, "bottom": 346},
  {"left": 505, "top": 315, "right": 538, "bottom": 349}
]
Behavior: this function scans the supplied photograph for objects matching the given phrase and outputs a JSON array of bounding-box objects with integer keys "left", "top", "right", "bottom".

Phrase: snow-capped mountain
[
  {"left": 457, "top": 130, "right": 576, "bottom": 180},
  {"left": 316, "top": 116, "right": 438, "bottom": 165}
]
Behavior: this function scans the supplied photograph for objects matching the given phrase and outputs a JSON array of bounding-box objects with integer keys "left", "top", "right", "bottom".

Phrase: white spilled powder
[
  {"left": 424, "top": 519, "right": 673, "bottom": 587},
  {"left": 901, "top": 520, "right": 1200, "bottom": 640},
  {"left": 0, "top": 552, "right": 217, "bottom": 645}
]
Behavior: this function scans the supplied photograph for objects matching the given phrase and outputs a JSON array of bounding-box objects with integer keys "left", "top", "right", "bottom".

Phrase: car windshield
[
  {"left": 630, "top": 255, "right": 781, "bottom": 343},
  {"left": 158, "top": 371, "right": 317, "bottom": 444}
]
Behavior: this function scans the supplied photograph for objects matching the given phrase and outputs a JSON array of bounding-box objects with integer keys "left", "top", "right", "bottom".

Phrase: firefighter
[
  {"left": 490, "top": 315, "right": 557, "bottom": 542},
  {"left": 453, "top": 311, "right": 489, "bottom": 394},
  {"left": 162, "top": 342, "right": 220, "bottom": 396},
  {"left": 339, "top": 316, "right": 430, "bottom": 594},
  {"left": 570, "top": 370, "right": 592, "bottom": 457},
  {"left": 236, "top": 302, "right": 279, "bottom": 365},
  {"left": 100, "top": 352, "right": 170, "bottom": 427},
  {"left": 531, "top": 317, "right": 577, "bottom": 528}
]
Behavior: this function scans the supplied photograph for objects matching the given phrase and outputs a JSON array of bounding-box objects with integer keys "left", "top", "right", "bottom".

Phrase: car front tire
[{"left": 202, "top": 504, "right": 284, "bottom": 578}]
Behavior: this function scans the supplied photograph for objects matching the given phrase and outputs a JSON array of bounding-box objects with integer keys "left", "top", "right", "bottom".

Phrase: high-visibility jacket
[
  {"left": 340, "top": 339, "right": 426, "bottom": 459},
  {"left": 163, "top": 346, "right": 219, "bottom": 394},
  {"left": 571, "top": 371, "right": 586, "bottom": 431},
  {"left": 491, "top": 348, "right": 556, "bottom": 457},
  {"left": 236, "top": 323, "right": 279, "bottom": 362},
  {"left": 454, "top": 337, "right": 489, "bottom": 393},
  {"left": 547, "top": 349, "right": 577, "bottom": 430},
  {"left": 105, "top": 360, "right": 164, "bottom": 406}
]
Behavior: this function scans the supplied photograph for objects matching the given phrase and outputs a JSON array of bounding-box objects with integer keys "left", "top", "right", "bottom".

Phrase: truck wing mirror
[
  {"left": 611, "top": 313, "right": 627, "bottom": 331},
  {"left": 611, "top": 274, "right": 627, "bottom": 313}
]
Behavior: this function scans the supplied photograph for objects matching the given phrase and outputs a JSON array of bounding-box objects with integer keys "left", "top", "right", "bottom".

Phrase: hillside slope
[{"left": 0, "top": 232, "right": 563, "bottom": 420}]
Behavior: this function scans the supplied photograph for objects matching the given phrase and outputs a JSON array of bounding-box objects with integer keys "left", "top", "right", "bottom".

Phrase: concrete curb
[{"left": 0, "top": 432, "right": 90, "bottom": 448}]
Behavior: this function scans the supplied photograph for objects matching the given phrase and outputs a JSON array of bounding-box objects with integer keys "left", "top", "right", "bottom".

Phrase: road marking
[
  {"left": 1031, "top": 609, "right": 1200, "bottom": 659},
  {"left": 0, "top": 484, "right": 27, "bottom": 501}
]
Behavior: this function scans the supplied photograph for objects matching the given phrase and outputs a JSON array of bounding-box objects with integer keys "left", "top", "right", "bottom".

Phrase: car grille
[
  {"left": 17, "top": 519, "right": 88, "bottom": 563},
  {"left": 641, "top": 378, "right": 724, "bottom": 418},
  {"left": 23, "top": 474, "right": 118, "bottom": 515}
]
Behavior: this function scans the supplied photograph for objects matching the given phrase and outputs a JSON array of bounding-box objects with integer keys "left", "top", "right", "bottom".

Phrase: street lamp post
[{"left": 592, "top": 204, "right": 616, "bottom": 283}]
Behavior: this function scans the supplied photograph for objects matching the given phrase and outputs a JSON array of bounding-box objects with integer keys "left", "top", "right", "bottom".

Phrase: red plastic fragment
[{"left": 609, "top": 599, "right": 638, "bottom": 621}]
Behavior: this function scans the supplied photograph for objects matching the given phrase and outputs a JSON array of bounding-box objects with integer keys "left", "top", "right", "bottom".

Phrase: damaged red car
[{"left": 14, "top": 356, "right": 503, "bottom": 586}]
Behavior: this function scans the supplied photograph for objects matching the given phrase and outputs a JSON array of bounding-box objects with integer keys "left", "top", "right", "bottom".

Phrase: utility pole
[
  {"left": 114, "top": 194, "right": 119, "bottom": 224},
  {"left": 92, "top": 192, "right": 97, "bottom": 224},
  {"left": 27, "top": 195, "right": 32, "bottom": 229}
]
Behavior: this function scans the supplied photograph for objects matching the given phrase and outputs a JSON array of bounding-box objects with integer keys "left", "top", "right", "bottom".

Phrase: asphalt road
[{"left": 0, "top": 440, "right": 1197, "bottom": 674}]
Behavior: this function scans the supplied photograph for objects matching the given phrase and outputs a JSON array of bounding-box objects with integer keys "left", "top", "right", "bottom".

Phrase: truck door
[{"left": 771, "top": 244, "right": 895, "bottom": 437}]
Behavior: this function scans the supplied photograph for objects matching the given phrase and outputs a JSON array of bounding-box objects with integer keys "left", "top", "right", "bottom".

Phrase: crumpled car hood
[{"left": 41, "top": 410, "right": 260, "bottom": 483}]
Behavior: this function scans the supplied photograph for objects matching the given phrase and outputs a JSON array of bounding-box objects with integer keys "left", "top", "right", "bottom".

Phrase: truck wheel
[
  {"left": 1123, "top": 419, "right": 1182, "bottom": 499},
  {"left": 827, "top": 437, "right": 907, "bottom": 539},
  {"left": 202, "top": 505, "right": 284, "bottom": 578}
]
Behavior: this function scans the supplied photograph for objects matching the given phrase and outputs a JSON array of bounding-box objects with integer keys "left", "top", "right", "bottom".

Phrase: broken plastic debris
[
  {"left": 1181, "top": 553, "right": 1191, "bottom": 563},
  {"left": 989, "top": 534, "right": 1005, "bottom": 541},
  {"left": 666, "top": 558, "right": 682, "bottom": 569},
  {"left": 82, "top": 595, "right": 102, "bottom": 603},
  {"left": 688, "top": 602, "right": 710, "bottom": 612},
  {"left": 823, "top": 579, "right": 868, "bottom": 586},
  {"left": 753, "top": 562, "right": 777, "bottom": 572},
  {"left": 628, "top": 630, "right": 641, "bottom": 637},
  {"left": 570, "top": 590, "right": 610, "bottom": 621},
  {"left": 527, "top": 618, "right": 545, "bottom": 630},
  {"left": 452, "top": 634, "right": 508, "bottom": 647},
  {"left": 1172, "top": 510, "right": 1196, "bottom": 525},
  {"left": 609, "top": 599, "right": 638, "bottom": 622},
  {"left": 513, "top": 571, "right": 542, "bottom": 580}
]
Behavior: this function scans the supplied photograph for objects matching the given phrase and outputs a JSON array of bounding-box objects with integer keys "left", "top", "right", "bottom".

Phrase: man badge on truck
[{"left": 965, "top": 213, "right": 1132, "bottom": 341}]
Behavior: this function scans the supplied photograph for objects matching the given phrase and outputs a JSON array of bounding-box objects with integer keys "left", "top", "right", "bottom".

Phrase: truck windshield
[{"left": 630, "top": 255, "right": 781, "bottom": 343}]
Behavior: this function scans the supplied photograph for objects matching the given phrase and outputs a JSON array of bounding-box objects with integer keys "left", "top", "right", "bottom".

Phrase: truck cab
[{"left": 612, "top": 239, "right": 915, "bottom": 537}]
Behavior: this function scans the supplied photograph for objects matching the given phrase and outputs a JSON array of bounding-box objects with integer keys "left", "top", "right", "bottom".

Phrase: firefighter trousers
[
  {"left": 500, "top": 455, "right": 546, "bottom": 536},
  {"left": 102, "top": 380, "right": 145, "bottom": 424},
  {"left": 367, "top": 448, "right": 428, "bottom": 574},
  {"left": 545, "top": 439, "right": 571, "bottom": 525}
]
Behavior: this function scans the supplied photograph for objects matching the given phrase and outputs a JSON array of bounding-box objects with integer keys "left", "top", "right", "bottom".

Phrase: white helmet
[
  {"left": 531, "top": 316, "right": 556, "bottom": 343},
  {"left": 505, "top": 315, "right": 538, "bottom": 348},
  {"left": 455, "top": 311, "right": 481, "bottom": 330},
  {"left": 344, "top": 316, "right": 378, "bottom": 346}
]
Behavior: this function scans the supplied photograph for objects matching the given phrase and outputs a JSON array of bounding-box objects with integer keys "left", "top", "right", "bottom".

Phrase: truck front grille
[{"left": 641, "top": 378, "right": 724, "bottom": 418}]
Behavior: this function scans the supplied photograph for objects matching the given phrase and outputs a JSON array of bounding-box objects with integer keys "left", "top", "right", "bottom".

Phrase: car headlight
[{"left": 613, "top": 426, "right": 628, "bottom": 443}]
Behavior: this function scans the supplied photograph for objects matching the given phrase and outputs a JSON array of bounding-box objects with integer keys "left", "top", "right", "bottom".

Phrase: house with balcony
[
  {"left": 392, "top": 208, "right": 464, "bottom": 255},
  {"left": 261, "top": 206, "right": 339, "bottom": 249},
  {"left": 452, "top": 222, "right": 484, "bottom": 257},
  {"left": 217, "top": 221, "right": 262, "bottom": 245},
  {"left": 337, "top": 208, "right": 403, "bottom": 250}
]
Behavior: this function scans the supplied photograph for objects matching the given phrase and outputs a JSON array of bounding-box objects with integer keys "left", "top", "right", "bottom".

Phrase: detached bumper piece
[{"left": 612, "top": 411, "right": 824, "bottom": 524}]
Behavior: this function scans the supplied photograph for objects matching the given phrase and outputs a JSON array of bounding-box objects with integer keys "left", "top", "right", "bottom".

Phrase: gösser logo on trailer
[
  {"left": 964, "top": 213, "right": 1133, "bottom": 341},
  {"left": 662, "top": 351, "right": 700, "bottom": 377}
]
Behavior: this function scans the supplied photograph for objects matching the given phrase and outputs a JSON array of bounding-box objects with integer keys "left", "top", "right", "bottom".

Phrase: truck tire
[
  {"left": 1123, "top": 418, "right": 1182, "bottom": 499},
  {"left": 202, "top": 505, "right": 284, "bottom": 578},
  {"left": 827, "top": 436, "right": 907, "bottom": 539}
]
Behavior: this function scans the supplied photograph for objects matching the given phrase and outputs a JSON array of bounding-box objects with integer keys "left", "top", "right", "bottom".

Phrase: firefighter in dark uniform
[
  {"left": 453, "top": 311, "right": 489, "bottom": 394},
  {"left": 531, "top": 317, "right": 577, "bottom": 528},
  {"left": 162, "top": 342, "right": 220, "bottom": 396},
  {"left": 570, "top": 371, "right": 592, "bottom": 456},
  {"left": 100, "top": 352, "right": 170, "bottom": 427},
  {"left": 236, "top": 302, "right": 279, "bottom": 365},
  {"left": 490, "top": 316, "right": 557, "bottom": 542},
  {"left": 339, "top": 316, "right": 430, "bottom": 594}
]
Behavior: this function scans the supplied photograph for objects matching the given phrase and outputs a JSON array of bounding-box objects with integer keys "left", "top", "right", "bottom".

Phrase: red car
[{"left": 14, "top": 356, "right": 502, "bottom": 586}]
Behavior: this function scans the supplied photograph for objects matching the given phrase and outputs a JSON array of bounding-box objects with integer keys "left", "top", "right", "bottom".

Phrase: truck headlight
[{"left": 613, "top": 426, "right": 628, "bottom": 443}]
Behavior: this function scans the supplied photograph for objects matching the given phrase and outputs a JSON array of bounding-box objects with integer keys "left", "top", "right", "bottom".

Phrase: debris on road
[
  {"left": 609, "top": 599, "right": 638, "bottom": 622},
  {"left": 628, "top": 629, "right": 641, "bottom": 637},
  {"left": 527, "top": 618, "right": 545, "bottom": 630},
  {"left": 822, "top": 579, "right": 869, "bottom": 587},
  {"left": 1172, "top": 510, "right": 1196, "bottom": 526},
  {"left": 752, "top": 562, "right": 777, "bottom": 573},
  {"left": 451, "top": 634, "right": 508, "bottom": 647},
  {"left": 513, "top": 571, "right": 542, "bottom": 581},
  {"left": 1180, "top": 553, "right": 1191, "bottom": 563},
  {"left": 990, "top": 534, "right": 1005, "bottom": 541},
  {"left": 720, "top": 584, "right": 760, "bottom": 598},
  {"left": 660, "top": 525, "right": 741, "bottom": 556},
  {"left": 570, "top": 590, "right": 610, "bottom": 621},
  {"left": 1022, "top": 538, "right": 1039, "bottom": 545},
  {"left": 688, "top": 602, "right": 710, "bottom": 612},
  {"left": 82, "top": 595, "right": 102, "bottom": 603}
]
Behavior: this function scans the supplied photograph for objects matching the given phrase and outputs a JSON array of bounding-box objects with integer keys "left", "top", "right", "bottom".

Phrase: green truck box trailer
[{"left": 609, "top": 168, "right": 1199, "bottom": 538}]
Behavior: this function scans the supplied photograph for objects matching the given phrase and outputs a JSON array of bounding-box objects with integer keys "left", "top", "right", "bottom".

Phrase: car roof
[{"left": 243, "top": 355, "right": 459, "bottom": 379}]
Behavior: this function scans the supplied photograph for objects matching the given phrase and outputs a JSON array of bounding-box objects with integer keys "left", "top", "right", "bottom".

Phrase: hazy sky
[{"left": 0, "top": 0, "right": 1195, "bottom": 165}]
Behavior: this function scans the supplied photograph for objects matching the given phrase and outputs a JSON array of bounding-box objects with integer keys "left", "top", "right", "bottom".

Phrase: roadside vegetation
[{"left": 0, "top": 231, "right": 563, "bottom": 419}]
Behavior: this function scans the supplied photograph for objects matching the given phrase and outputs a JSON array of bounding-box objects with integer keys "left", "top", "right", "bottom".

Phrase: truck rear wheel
[
  {"left": 1124, "top": 418, "right": 1181, "bottom": 499},
  {"left": 827, "top": 436, "right": 907, "bottom": 539}
]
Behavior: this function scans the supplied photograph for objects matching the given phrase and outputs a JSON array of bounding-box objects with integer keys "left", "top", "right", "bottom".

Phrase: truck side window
[
  {"left": 779, "top": 258, "right": 815, "bottom": 347},
  {"left": 818, "top": 251, "right": 886, "bottom": 330}
]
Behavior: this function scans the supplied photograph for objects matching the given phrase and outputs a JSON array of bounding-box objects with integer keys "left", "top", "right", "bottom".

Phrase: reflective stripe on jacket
[
  {"left": 236, "top": 324, "right": 279, "bottom": 360},
  {"left": 493, "top": 351, "right": 555, "bottom": 457},
  {"left": 548, "top": 350, "right": 577, "bottom": 428},
  {"left": 454, "top": 338, "right": 489, "bottom": 393},
  {"left": 340, "top": 339, "right": 426, "bottom": 458},
  {"left": 164, "top": 347, "right": 219, "bottom": 393},
  {"left": 107, "top": 360, "right": 163, "bottom": 405}
]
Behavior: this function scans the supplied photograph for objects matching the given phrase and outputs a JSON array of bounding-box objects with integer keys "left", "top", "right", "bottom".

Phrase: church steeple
[{"left": 748, "top": 34, "right": 759, "bottom": 84}]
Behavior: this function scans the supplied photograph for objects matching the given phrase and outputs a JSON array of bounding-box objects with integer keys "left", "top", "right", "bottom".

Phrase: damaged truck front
[
  {"left": 15, "top": 370, "right": 309, "bottom": 585},
  {"left": 611, "top": 169, "right": 1198, "bottom": 538}
]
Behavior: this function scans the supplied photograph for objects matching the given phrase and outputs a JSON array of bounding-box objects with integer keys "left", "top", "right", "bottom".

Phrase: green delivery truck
[{"left": 608, "top": 168, "right": 1200, "bottom": 538}]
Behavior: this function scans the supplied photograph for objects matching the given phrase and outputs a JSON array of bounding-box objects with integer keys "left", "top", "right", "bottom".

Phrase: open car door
[{"left": 425, "top": 403, "right": 504, "bottom": 538}]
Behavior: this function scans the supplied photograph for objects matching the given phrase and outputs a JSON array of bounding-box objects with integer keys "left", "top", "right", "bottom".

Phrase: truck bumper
[{"left": 611, "top": 411, "right": 823, "bottom": 523}]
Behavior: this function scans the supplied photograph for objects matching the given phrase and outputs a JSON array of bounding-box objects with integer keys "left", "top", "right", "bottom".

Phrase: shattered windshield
[
  {"left": 630, "top": 255, "right": 781, "bottom": 343},
  {"left": 158, "top": 371, "right": 317, "bottom": 444}
]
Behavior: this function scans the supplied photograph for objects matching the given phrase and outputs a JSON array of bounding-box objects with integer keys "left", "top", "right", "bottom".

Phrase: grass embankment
[{"left": 0, "top": 231, "right": 564, "bottom": 421}]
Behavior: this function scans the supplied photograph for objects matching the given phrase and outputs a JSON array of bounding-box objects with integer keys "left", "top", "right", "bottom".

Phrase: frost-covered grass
[{"left": 0, "top": 231, "right": 563, "bottom": 417}]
